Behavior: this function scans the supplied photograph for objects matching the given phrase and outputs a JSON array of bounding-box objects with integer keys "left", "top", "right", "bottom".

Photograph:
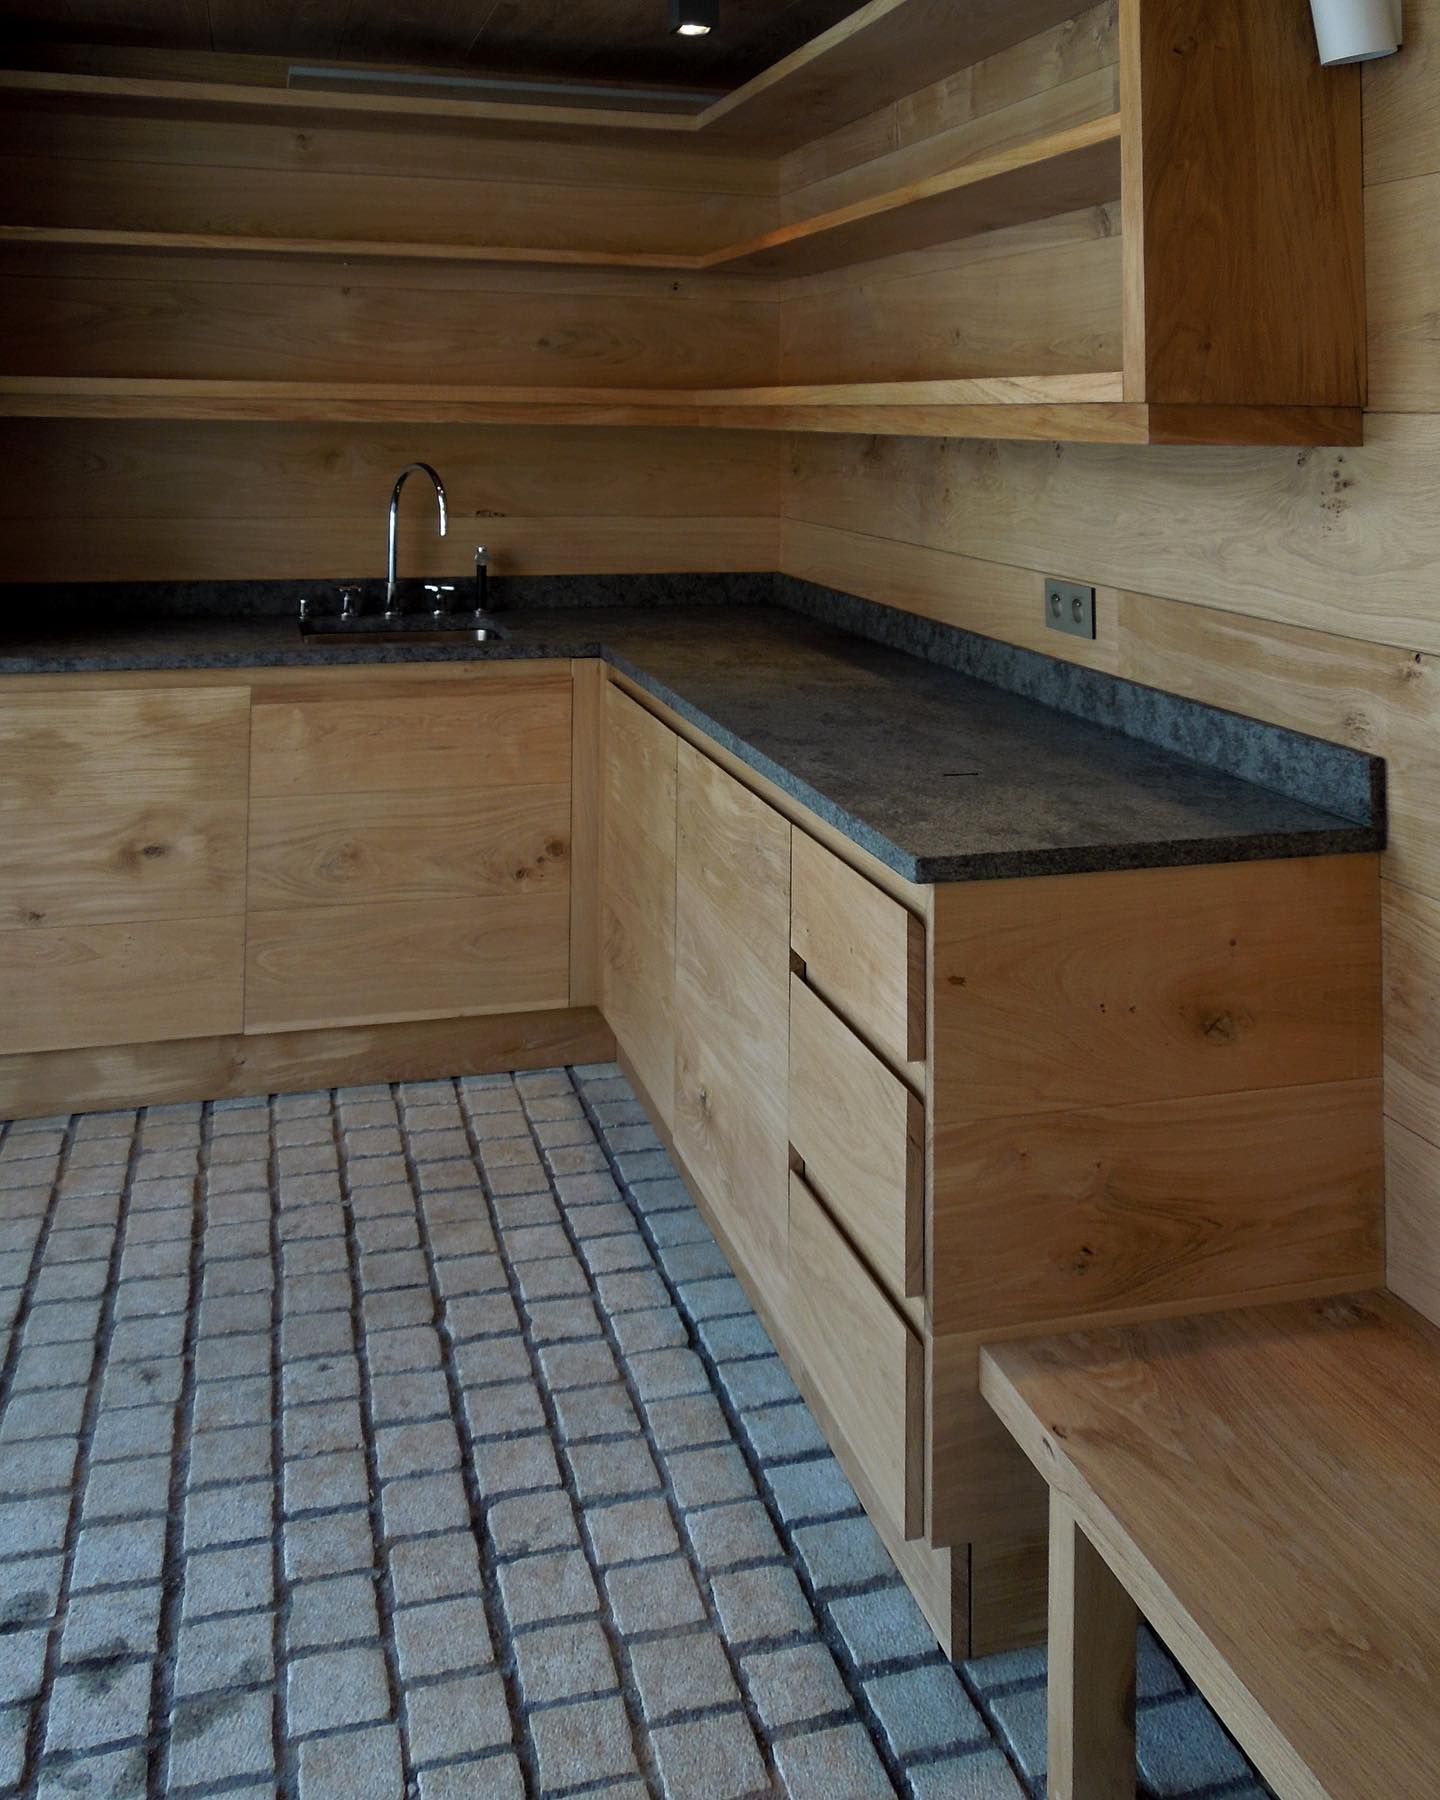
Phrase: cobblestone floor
[{"left": 0, "top": 1064, "right": 1269, "bottom": 1800}]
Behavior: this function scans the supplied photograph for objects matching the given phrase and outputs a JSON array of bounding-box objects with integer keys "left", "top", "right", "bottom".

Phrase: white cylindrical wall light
[{"left": 1311, "top": 0, "right": 1402, "bottom": 64}]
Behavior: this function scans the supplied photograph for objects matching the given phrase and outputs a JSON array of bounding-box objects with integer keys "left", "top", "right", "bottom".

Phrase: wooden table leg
[{"left": 1048, "top": 1489, "right": 1137, "bottom": 1798}]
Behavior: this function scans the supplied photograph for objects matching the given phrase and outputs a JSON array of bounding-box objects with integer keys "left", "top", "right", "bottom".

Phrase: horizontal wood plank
[
  {"left": 0, "top": 916, "right": 244, "bottom": 1054},
  {"left": 931, "top": 1080, "right": 1385, "bottom": 1335},
  {"left": 930, "top": 858, "right": 1383, "bottom": 1121},
  {"left": 247, "top": 786, "right": 571, "bottom": 909},
  {"left": 248, "top": 673, "right": 572, "bottom": 797},
  {"left": 0, "top": 1006, "right": 613, "bottom": 1121},
  {"left": 245, "top": 891, "right": 572, "bottom": 1033}
]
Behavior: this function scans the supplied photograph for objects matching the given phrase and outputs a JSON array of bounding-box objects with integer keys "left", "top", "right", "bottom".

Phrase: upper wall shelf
[
  {"left": 0, "top": 116, "right": 1123, "bottom": 279},
  {"left": 0, "top": 0, "right": 1088, "bottom": 152},
  {"left": 0, "top": 376, "right": 1362, "bottom": 447}
]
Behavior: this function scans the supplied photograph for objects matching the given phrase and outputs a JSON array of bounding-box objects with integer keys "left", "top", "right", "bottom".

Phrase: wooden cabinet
[
  {"left": 245, "top": 671, "right": 573, "bottom": 1032},
  {"left": 0, "top": 663, "right": 591, "bottom": 1093},
  {"left": 672, "top": 742, "right": 792, "bottom": 1311},
  {"left": 0, "top": 687, "right": 247, "bottom": 1052},
  {"left": 600, "top": 685, "right": 678, "bottom": 1119}
]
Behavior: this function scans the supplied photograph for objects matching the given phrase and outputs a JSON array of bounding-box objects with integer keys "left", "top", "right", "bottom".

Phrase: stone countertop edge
[
  {"left": 602, "top": 650, "right": 1382, "bottom": 884},
  {"left": 0, "top": 614, "right": 1383, "bottom": 887}
]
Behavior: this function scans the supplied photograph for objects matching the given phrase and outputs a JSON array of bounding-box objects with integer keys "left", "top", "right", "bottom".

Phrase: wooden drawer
[
  {"left": 788, "top": 1171, "right": 924, "bottom": 1539},
  {"left": 791, "top": 829, "right": 925, "bottom": 1072},
  {"left": 789, "top": 973, "right": 924, "bottom": 1301}
]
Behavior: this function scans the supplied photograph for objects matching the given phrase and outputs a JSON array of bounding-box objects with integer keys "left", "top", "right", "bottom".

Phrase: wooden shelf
[
  {"left": 0, "top": 3, "right": 1087, "bottom": 152},
  {"left": 0, "top": 376, "right": 1362, "bottom": 446},
  {"left": 0, "top": 227, "right": 695, "bottom": 271},
  {"left": 712, "top": 116, "right": 1121, "bottom": 276},
  {"left": 0, "top": 119, "right": 1121, "bottom": 278}
]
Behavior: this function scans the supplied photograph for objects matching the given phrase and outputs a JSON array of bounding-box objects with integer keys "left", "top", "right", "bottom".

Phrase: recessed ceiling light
[{"left": 670, "top": 0, "right": 718, "bottom": 36}]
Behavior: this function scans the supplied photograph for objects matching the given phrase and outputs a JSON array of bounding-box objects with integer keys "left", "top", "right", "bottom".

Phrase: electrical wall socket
[{"left": 1044, "top": 578, "right": 1096, "bottom": 640}]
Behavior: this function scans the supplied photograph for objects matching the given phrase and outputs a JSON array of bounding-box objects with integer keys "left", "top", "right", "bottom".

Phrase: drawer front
[
  {"left": 789, "top": 974, "right": 924, "bottom": 1301},
  {"left": 0, "top": 917, "right": 244, "bottom": 1053},
  {"left": 788, "top": 1171, "right": 924, "bottom": 1539},
  {"left": 249, "top": 670, "right": 572, "bottom": 797},
  {"left": 791, "top": 829, "right": 925, "bottom": 1071}
]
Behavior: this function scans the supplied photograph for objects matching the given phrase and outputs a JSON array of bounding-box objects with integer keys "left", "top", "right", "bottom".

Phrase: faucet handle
[
  {"left": 423, "top": 582, "right": 457, "bottom": 620},
  {"left": 337, "top": 585, "right": 362, "bottom": 622}
]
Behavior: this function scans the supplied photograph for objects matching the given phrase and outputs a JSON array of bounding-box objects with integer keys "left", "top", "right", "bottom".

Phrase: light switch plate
[{"left": 1044, "top": 578, "right": 1096, "bottom": 641}]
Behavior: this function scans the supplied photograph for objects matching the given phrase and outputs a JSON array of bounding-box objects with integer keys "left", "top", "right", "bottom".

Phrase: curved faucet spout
[{"left": 386, "top": 462, "right": 448, "bottom": 613}]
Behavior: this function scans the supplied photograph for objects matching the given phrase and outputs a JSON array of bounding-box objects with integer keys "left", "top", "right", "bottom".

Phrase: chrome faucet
[{"left": 386, "top": 462, "right": 448, "bottom": 617}]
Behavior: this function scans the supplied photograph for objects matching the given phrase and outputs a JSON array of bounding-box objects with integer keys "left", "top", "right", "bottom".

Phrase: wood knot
[{"left": 1201, "top": 1012, "right": 1237, "bottom": 1043}]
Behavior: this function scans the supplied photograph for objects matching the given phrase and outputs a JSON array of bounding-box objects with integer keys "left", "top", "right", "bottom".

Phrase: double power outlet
[{"left": 1044, "top": 577, "right": 1096, "bottom": 641}]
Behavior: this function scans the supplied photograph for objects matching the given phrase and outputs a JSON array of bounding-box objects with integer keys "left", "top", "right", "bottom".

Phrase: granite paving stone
[{"left": 0, "top": 1070, "right": 1266, "bottom": 1800}]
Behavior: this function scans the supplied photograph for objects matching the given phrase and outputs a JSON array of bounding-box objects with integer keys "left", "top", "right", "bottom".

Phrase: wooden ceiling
[{"left": 0, "top": 1, "right": 873, "bottom": 90}]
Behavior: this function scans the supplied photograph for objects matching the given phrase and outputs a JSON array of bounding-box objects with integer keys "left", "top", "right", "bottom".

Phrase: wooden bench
[{"left": 979, "top": 1291, "right": 1440, "bottom": 1800}]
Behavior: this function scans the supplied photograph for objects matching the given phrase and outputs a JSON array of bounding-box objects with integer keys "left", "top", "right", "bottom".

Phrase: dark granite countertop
[{"left": 0, "top": 605, "right": 1381, "bottom": 884}]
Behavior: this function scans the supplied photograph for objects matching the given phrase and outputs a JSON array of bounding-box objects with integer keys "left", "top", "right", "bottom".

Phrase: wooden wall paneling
[
  {"left": 0, "top": 513, "right": 782, "bottom": 585},
  {"left": 1119, "top": 0, "right": 1365, "bottom": 407},
  {"left": 1361, "top": 0, "right": 1440, "bottom": 188},
  {"left": 781, "top": 418, "right": 1440, "bottom": 653},
  {"left": 0, "top": 418, "right": 783, "bottom": 586},
  {"left": 0, "top": 152, "right": 779, "bottom": 257},
  {"left": 0, "top": 422, "right": 783, "bottom": 526},
  {"left": 698, "top": 0, "right": 1091, "bottom": 150},
  {"left": 0, "top": 108, "right": 778, "bottom": 197},
  {"left": 0, "top": 265, "right": 782, "bottom": 388},
  {"left": 0, "top": 1007, "right": 615, "bottom": 1122},
  {"left": 1117, "top": 592, "right": 1440, "bottom": 904},
  {"left": 929, "top": 1079, "right": 1385, "bottom": 1336},
  {"left": 1366, "top": 171, "right": 1440, "bottom": 413},
  {"left": 780, "top": 519, "right": 1122, "bottom": 672},
  {"left": 779, "top": 69, "right": 1120, "bottom": 226},
  {"left": 779, "top": 207, "right": 1123, "bottom": 385}
]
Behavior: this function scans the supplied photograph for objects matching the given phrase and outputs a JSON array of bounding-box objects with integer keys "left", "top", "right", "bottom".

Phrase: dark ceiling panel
[{"left": 0, "top": 0, "right": 871, "bottom": 90}]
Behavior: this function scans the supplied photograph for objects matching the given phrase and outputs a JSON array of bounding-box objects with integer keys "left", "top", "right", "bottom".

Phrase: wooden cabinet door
[
  {"left": 601, "top": 685, "right": 677, "bottom": 1119},
  {"left": 673, "top": 743, "right": 791, "bottom": 1310},
  {"left": 246, "top": 669, "right": 573, "bottom": 1032},
  {"left": 0, "top": 686, "right": 248, "bottom": 1053}
]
